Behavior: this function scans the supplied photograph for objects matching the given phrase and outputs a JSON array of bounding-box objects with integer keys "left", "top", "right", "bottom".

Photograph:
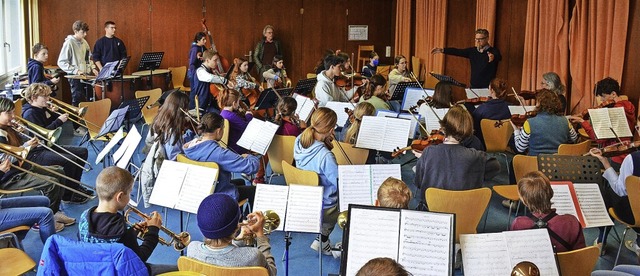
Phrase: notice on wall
[{"left": 348, "top": 25, "right": 368, "bottom": 41}]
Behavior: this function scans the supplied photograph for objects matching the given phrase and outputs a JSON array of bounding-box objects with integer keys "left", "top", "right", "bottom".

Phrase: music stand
[
  {"left": 293, "top": 78, "right": 317, "bottom": 96},
  {"left": 97, "top": 106, "right": 128, "bottom": 140},
  {"left": 118, "top": 96, "right": 149, "bottom": 126},
  {"left": 138, "top": 52, "right": 164, "bottom": 90},
  {"left": 253, "top": 88, "right": 280, "bottom": 111},
  {"left": 94, "top": 60, "right": 120, "bottom": 101},
  {"left": 390, "top": 81, "right": 420, "bottom": 101},
  {"left": 429, "top": 72, "right": 466, "bottom": 87}
]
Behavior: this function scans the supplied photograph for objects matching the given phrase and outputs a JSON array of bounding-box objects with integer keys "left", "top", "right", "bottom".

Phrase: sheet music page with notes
[
  {"left": 293, "top": 93, "right": 315, "bottom": 122},
  {"left": 252, "top": 184, "right": 290, "bottom": 231},
  {"left": 325, "top": 101, "right": 355, "bottom": 127},
  {"left": 460, "top": 233, "right": 511, "bottom": 275},
  {"left": 149, "top": 161, "right": 189, "bottom": 209},
  {"left": 381, "top": 118, "right": 412, "bottom": 152},
  {"left": 508, "top": 106, "right": 536, "bottom": 115},
  {"left": 589, "top": 107, "right": 633, "bottom": 139},
  {"left": 419, "top": 105, "right": 448, "bottom": 133},
  {"left": 573, "top": 184, "right": 614, "bottom": 227},
  {"left": 550, "top": 184, "right": 582, "bottom": 224},
  {"left": 355, "top": 116, "right": 385, "bottom": 150},
  {"left": 174, "top": 164, "right": 218, "bottom": 214},
  {"left": 345, "top": 208, "right": 401, "bottom": 276},
  {"left": 398, "top": 211, "right": 453, "bottom": 276},
  {"left": 401, "top": 88, "right": 433, "bottom": 111},
  {"left": 398, "top": 113, "right": 422, "bottom": 139},
  {"left": 503, "top": 229, "right": 560, "bottom": 276},
  {"left": 96, "top": 126, "right": 124, "bottom": 164},
  {"left": 608, "top": 107, "right": 633, "bottom": 137},
  {"left": 284, "top": 185, "right": 323, "bottom": 233},
  {"left": 236, "top": 119, "right": 279, "bottom": 155},
  {"left": 338, "top": 165, "right": 374, "bottom": 211},
  {"left": 116, "top": 125, "right": 142, "bottom": 169},
  {"left": 370, "top": 164, "right": 402, "bottom": 200},
  {"left": 465, "top": 88, "right": 490, "bottom": 98}
]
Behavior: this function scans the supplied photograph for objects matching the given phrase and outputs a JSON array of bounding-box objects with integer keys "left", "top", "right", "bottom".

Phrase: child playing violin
[
  {"left": 471, "top": 78, "right": 511, "bottom": 148},
  {"left": 274, "top": 97, "right": 306, "bottom": 137},
  {"left": 232, "top": 57, "right": 263, "bottom": 106},
  {"left": 262, "top": 55, "right": 288, "bottom": 89},
  {"left": 219, "top": 89, "right": 253, "bottom": 155},
  {"left": 359, "top": 75, "right": 392, "bottom": 112}
]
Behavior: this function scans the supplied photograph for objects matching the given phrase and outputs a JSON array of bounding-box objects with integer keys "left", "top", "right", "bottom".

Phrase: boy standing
[{"left": 190, "top": 49, "right": 229, "bottom": 113}]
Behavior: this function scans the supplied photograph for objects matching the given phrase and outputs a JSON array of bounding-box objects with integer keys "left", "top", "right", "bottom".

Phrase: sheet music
[
  {"left": 573, "top": 184, "right": 614, "bottom": 227},
  {"left": 398, "top": 211, "right": 453, "bottom": 276},
  {"left": 96, "top": 127, "right": 125, "bottom": 164},
  {"left": 236, "top": 119, "right": 279, "bottom": 155},
  {"left": 346, "top": 208, "right": 401, "bottom": 276},
  {"left": 115, "top": 125, "right": 142, "bottom": 169},
  {"left": 252, "top": 184, "right": 290, "bottom": 231},
  {"left": 460, "top": 233, "right": 511, "bottom": 276},
  {"left": 284, "top": 185, "right": 323, "bottom": 233},
  {"left": 380, "top": 118, "right": 412, "bottom": 152},
  {"left": 503, "top": 229, "right": 559, "bottom": 276},
  {"left": 370, "top": 164, "right": 402, "bottom": 200},
  {"left": 149, "top": 161, "right": 189, "bottom": 209},
  {"left": 608, "top": 107, "right": 633, "bottom": 137},
  {"left": 339, "top": 165, "right": 373, "bottom": 211},
  {"left": 325, "top": 101, "right": 355, "bottom": 127},
  {"left": 174, "top": 164, "right": 218, "bottom": 214},
  {"left": 398, "top": 113, "right": 422, "bottom": 139},
  {"left": 589, "top": 107, "right": 633, "bottom": 139},
  {"left": 402, "top": 88, "right": 433, "bottom": 111},
  {"left": 508, "top": 106, "right": 536, "bottom": 115},
  {"left": 419, "top": 105, "right": 448, "bottom": 133},
  {"left": 550, "top": 184, "right": 581, "bottom": 222},
  {"left": 293, "top": 93, "right": 314, "bottom": 122},
  {"left": 355, "top": 116, "right": 385, "bottom": 150},
  {"left": 465, "top": 88, "right": 490, "bottom": 98}
]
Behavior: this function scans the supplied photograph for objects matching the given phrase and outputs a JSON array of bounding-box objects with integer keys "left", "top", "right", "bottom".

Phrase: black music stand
[
  {"left": 94, "top": 61, "right": 120, "bottom": 101},
  {"left": 429, "top": 72, "right": 466, "bottom": 87},
  {"left": 293, "top": 78, "right": 317, "bottom": 96},
  {"left": 137, "top": 52, "right": 164, "bottom": 90},
  {"left": 390, "top": 81, "right": 420, "bottom": 101},
  {"left": 253, "top": 88, "right": 280, "bottom": 111},
  {"left": 97, "top": 106, "right": 128, "bottom": 140},
  {"left": 118, "top": 96, "right": 149, "bottom": 126},
  {"left": 114, "top": 57, "right": 131, "bottom": 106}
]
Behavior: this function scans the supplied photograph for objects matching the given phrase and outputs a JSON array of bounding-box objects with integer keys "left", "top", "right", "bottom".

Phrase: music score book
[
  {"left": 460, "top": 229, "right": 559, "bottom": 276},
  {"left": 252, "top": 184, "right": 324, "bottom": 233},
  {"left": 508, "top": 105, "right": 536, "bottom": 115},
  {"left": 236, "top": 119, "right": 279, "bottom": 155},
  {"left": 550, "top": 182, "right": 614, "bottom": 228},
  {"left": 402, "top": 87, "right": 434, "bottom": 111},
  {"left": 588, "top": 107, "right": 633, "bottom": 139},
  {"left": 464, "top": 88, "right": 490, "bottom": 99},
  {"left": 418, "top": 105, "right": 448, "bottom": 133},
  {"left": 149, "top": 160, "right": 218, "bottom": 214},
  {"left": 341, "top": 205, "right": 455, "bottom": 276},
  {"left": 292, "top": 93, "right": 315, "bottom": 122},
  {"left": 338, "top": 164, "right": 401, "bottom": 211},
  {"left": 325, "top": 101, "right": 356, "bottom": 128},
  {"left": 376, "top": 110, "right": 421, "bottom": 139},
  {"left": 356, "top": 116, "right": 411, "bottom": 152}
]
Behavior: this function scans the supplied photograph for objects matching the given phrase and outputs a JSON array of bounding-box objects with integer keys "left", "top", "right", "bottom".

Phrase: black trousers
[{"left": 28, "top": 145, "right": 89, "bottom": 198}]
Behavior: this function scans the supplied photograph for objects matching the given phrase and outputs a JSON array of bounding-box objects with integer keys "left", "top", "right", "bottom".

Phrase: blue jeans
[{"left": 0, "top": 195, "right": 55, "bottom": 243}]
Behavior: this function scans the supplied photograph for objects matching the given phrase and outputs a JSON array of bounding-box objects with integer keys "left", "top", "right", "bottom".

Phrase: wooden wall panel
[
  {"left": 300, "top": 0, "right": 347, "bottom": 76},
  {"left": 345, "top": 0, "right": 397, "bottom": 67},
  {"left": 444, "top": 0, "right": 476, "bottom": 100},
  {"left": 622, "top": 0, "right": 640, "bottom": 112},
  {"left": 494, "top": 0, "right": 527, "bottom": 94}
]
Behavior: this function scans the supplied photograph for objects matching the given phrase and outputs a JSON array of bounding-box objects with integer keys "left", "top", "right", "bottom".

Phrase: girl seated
[
  {"left": 274, "top": 97, "right": 306, "bottom": 137},
  {"left": 219, "top": 89, "right": 253, "bottom": 155},
  {"left": 146, "top": 90, "right": 195, "bottom": 161},
  {"left": 231, "top": 58, "right": 263, "bottom": 106},
  {"left": 342, "top": 102, "right": 377, "bottom": 164},
  {"left": 262, "top": 55, "right": 288, "bottom": 89},
  {"left": 470, "top": 78, "right": 511, "bottom": 147},
  {"left": 359, "top": 75, "right": 392, "bottom": 112},
  {"left": 361, "top": 51, "right": 379, "bottom": 78}
]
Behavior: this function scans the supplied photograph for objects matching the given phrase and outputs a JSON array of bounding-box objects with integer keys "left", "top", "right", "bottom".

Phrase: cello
[{"left": 201, "top": 18, "right": 231, "bottom": 99}]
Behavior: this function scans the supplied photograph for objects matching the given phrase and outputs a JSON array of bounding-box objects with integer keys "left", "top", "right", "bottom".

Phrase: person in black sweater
[
  {"left": 27, "top": 43, "right": 59, "bottom": 89},
  {"left": 92, "top": 21, "right": 127, "bottom": 71},
  {"left": 431, "top": 29, "right": 501, "bottom": 88}
]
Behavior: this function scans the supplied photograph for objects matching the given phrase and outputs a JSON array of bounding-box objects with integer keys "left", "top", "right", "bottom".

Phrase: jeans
[{"left": 0, "top": 195, "right": 55, "bottom": 243}]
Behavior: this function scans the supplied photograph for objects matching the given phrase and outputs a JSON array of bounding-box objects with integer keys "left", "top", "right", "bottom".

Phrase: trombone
[
  {"left": 0, "top": 143, "right": 95, "bottom": 199},
  {"left": 235, "top": 210, "right": 280, "bottom": 246},
  {"left": 12, "top": 117, "right": 92, "bottom": 171},
  {"left": 0, "top": 143, "right": 96, "bottom": 199},
  {"left": 124, "top": 205, "right": 191, "bottom": 251},
  {"left": 47, "top": 98, "right": 102, "bottom": 129}
]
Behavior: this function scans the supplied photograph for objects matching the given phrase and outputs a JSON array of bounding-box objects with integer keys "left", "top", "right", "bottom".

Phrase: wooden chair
[
  {"left": 481, "top": 119, "right": 514, "bottom": 177},
  {"left": 281, "top": 160, "right": 319, "bottom": 186},
  {"left": 331, "top": 141, "right": 369, "bottom": 165},
  {"left": 0, "top": 232, "right": 36, "bottom": 275},
  {"left": 557, "top": 140, "right": 591, "bottom": 156},
  {"left": 0, "top": 225, "right": 32, "bottom": 249},
  {"left": 135, "top": 88, "right": 163, "bottom": 126},
  {"left": 177, "top": 256, "right": 268, "bottom": 276},
  {"left": 79, "top": 99, "right": 121, "bottom": 159},
  {"left": 377, "top": 65, "right": 392, "bottom": 80},
  {"left": 220, "top": 119, "right": 230, "bottom": 149},
  {"left": 356, "top": 45, "right": 374, "bottom": 73},
  {"left": 426, "top": 187, "right": 492, "bottom": 243},
  {"left": 306, "top": 73, "right": 317, "bottom": 79},
  {"left": 169, "top": 66, "right": 189, "bottom": 92},
  {"left": 492, "top": 155, "right": 538, "bottom": 229},
  {"left": 265, "top": 135, "right": 296, "bottom": 183},
  {"left": 556, "top": 245, "right": 599, "bottom": 276},
  {"left": 610, "top": 175, "right": 640, "bottom": 265}
]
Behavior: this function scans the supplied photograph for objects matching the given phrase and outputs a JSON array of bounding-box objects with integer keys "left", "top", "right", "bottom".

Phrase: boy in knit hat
[{"left": 187, "top": 194, "right": 276, "bottom": 276}]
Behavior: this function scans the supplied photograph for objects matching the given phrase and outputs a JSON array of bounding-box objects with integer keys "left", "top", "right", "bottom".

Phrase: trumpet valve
[{"left": 173, "top": 232, "right": 191, "bottom": 251}]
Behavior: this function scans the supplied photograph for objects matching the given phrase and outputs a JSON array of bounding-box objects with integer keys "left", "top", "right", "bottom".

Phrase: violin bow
[
  {"left": 333, "top": 134, "right": 353, "bottom": 165},
  {"left": 410, "top": 71, "right": 442, "bottom": 122},
  {"left": 609, "top": 127, "right": 624, "bottom": 144},
  {"left": 511, "top": 87, "right": 528, "bottom": 114}
]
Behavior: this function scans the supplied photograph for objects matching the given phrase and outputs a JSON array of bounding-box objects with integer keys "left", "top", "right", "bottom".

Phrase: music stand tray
[
  {"left": 537, "top": 154, "right": 604, "bottom": 185},
  {"left": 293, "top": 78, "right": 317, "bottom": 96},
  {"left": 118, "top": 96, "right": 149, "bottom": 120},
  {"left": 429, "top": 72, "right": 466, "bottom": 87},
  {"left": 137, "top": 52, "right": 164, "bottom": 71},
  {"left": 97, "top": 106, "right": 128, "bottom": 139},
  {"left": 276, "top": 87, "right": 293, "bottom": 97},
  {"left": 390, "top": 81, "right": 420, "bottom": 101}
]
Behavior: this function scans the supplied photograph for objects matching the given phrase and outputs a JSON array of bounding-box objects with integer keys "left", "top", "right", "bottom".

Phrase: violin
[
  {"left": 518, "top": 90, "right": 537, "bottom": 100},
  {"left": 323, "top": 135, "right": 335, "bottom": 150},
  {"left": 580, "top": 99, "right": 616, "bottom": 119},
  {"left": 391, "top": 130, "right": 445, "bottom": 158},
  {"left": 344, "top": 107, "right": 355, "bottom": 124},
  {"left": 457, "top": 97, "right": 490, "bottom": 105},
  {"left": 589, "top": 141, "right": 640, "bottom": 157},
  {"left": 495, "top": 111, "right": 537, "bottom": 128}
]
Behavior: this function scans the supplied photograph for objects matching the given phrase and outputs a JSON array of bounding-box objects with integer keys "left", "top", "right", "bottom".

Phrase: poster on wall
[{"left": 348, "top": 25, "right": 368, "bottom": 41}]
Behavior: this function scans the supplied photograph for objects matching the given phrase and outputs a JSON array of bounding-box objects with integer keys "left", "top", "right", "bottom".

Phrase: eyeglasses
[
  {"left": 635, "top": 125, "right": 640, "bottom": 133},
  {"left": 474, "top": 37, "right": 487, "bottom": 41}
]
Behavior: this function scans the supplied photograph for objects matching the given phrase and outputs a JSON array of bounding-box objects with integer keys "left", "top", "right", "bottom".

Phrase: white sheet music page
[
  {"left": 252, "top": 184, "right": 289, "bottom": 231},
  {"left": 96, "top": 126, "right": 125, "bottom": 164},
  {"left": 460, "top": 233, "right": 511, "bottom": 275},
  {"left": 398, "top": 113, "right": 422, "bottom": 139},
  {"left": 149, "top": 161, "right": 188, "bottom": 209},
  {"left": 293, "top": 93, "right": 315, "bottom": 122},
  {"left": 608, "top": 107, "right": 633, "bottom": 138},
  {"left": 284, "top": 185, "right": 323, "bottom": 233},
  {"left": 398, "top": 211, "right": 453, "bottom": 276},
  {"left": 355, "top": 116, "right": 385, "bottom": 150},
  {"left": 346, "top": 208, "right": 401, "bottom": 276},
  {"left": 174, "top": 164, "right": 218, "bottom": 214},
  {"left": 465, "top": 88, "right": 490, "bottom": 98},
  {"left": 236, "top": 119, "right": 279, "bottom": 155},
  {"left": 508, "top": 106, "right": 536, "bottom": 115},
  {"left": 325, "top": 101, "right": 355, "bottom": 128},
  {"left": 550, "top": 184, "right": 581, "bottom": 222},
  {"left": 380, "top": 117, "right": 412, "bottom": 152},
  {"left": 116, "top": 125, "right": 143, "bottom": 169},
  {"left": 573, "top": 184, "right": 614, "bottom": 227},
  {"left": 338, "top": 165, "right": 373, "bottom": 211},
  {"left": 402, "top": 88, "right": 433, "bottom": 111},
  {"left": 419, "top": 105, "right": 448, "bottom": 133},
  {"left": 370, "top": 164, "right": 402, "bottom": 201},
  {"left": 504, "top": 229, "right": 559, "bottom": 276}
]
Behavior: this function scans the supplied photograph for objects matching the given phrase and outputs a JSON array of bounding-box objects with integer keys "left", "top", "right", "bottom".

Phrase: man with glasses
[{"left": 431, "top": 28, "right": 501, "bottom": 88}]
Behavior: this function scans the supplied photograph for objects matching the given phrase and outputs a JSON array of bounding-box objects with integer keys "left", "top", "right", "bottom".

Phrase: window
[{"left": 0, "top": 0, "right": 26, "bottom": 78}]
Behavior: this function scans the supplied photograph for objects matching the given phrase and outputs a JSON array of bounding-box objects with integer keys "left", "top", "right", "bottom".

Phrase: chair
[
  {"left": 556, "top": 245, "right": 599, "bottom": 276},
  {"left": 356, "top": 45, "right": 374, "bottom": 73},
  {"left": 306, "top": 73, "right": 317, "bottom": 79},
  {"left": 79, "top": 99, "right": 123, "bottom": 159},
  {"left": 221, "top": 119, "right": 230, "bottom": 149},
  {"left": 0, "top": 225, "right": 32, "bottom": 249},
  {"left": 177, "top": 256, "right": 268, "bottom": 276},
  {"left": 481, "top": 119, "right": 514, "bottom": 177},
  {"left": 610, "top": 175, "right": 640, "bottom": 265},
  {"left": 492, "top": 155, "right": 538, "bottom": 229},
  {"left": 425, "top": 187, "right": 492, "bottom": 243},
  {"left": 281, "top": 160, "right": 319, "bottom": 186},
  {"left": 0, "top": 233, "right": 35, "bottom": 276},
  {"left": 135, "top": 88, "right": 163, "bottom": 126},
  {"left": 557, "top": 140, "right": 591, "bottom": 156},
  {"left": 169, "top": 66, "right": 189, "bottom": 92},
  {"left": 265, "top": 135, "right": 296, "bottom": 183},
  {"left": 331, "top": 141, "right": 369, "bottom": 165},
  {"left": 377, "top": 65, "right": 392, "bottom": 80}
]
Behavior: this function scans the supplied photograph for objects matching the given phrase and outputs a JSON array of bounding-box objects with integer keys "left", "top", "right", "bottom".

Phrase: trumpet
[
  {"left": 337, "top": 210, "right": 348, "bottom": 229},
  {"left": 124, "top": 205, "right": 191, "bottom": 251},
  {"left": 46, "top": 99, "right": 101, "bottom": 129},
  {"left": 234, "top": 210, "right": 280, "bottom": 246}
]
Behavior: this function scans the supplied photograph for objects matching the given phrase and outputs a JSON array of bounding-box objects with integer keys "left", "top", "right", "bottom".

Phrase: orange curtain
[
  {"left": 395, "top": 0, "right": 411, "bottom": 58},
  {"left": 414, "top": 0, "right": 447, "bottom": 86},
  {"left": 475, "top": 0, "right": 497, "bottom": 45},
  {"left": 569, "top": 0, "right": 629, "bottom": 114},
  {"left": 520, "top": 0, "right": 569, "bottom": 92}
]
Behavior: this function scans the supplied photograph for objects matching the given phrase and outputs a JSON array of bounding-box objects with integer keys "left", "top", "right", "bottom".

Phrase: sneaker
[
  {"left": 32, "top": 222, "right": 65, "bottom": 233},
  {"left": 78, "top": 186, "right": 95, "bottom": 196},
  {"left": 54, "top": 211, "right": 76, "bottom": 226},
  {"left": 62, "top": 193, "right": 90, "bottom": 205},
  {"left": 310, "top": 237, "right": 332, "bottom": 256},
  {"left": 240, "top": 173, "right": 252, "bottom": 182},
  {"left": 332, "top": 242, "right": 343, "bottom": 259},
  {"left": 73, "top": 128, "right": 87, "bottom": 137}
]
